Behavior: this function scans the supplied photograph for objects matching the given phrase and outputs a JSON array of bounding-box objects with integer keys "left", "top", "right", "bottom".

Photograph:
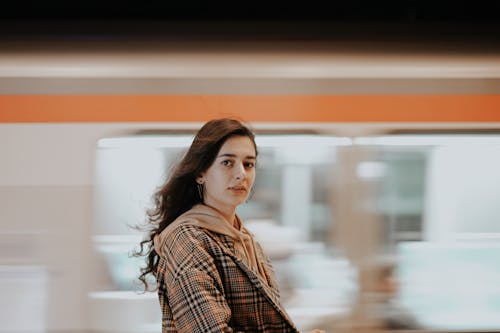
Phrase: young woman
[{"left": 136, "top": 118, "right": 314, "bottom": 332}]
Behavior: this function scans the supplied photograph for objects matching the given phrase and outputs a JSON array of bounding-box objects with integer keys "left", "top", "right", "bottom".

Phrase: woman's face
[{"left": 198, "top": 135, "right": 256, "bottom": 216}]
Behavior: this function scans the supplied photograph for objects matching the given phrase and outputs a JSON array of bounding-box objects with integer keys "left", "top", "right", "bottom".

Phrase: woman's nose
[{"left": 234, "top": 163, "right": 245, "bottom": 179}]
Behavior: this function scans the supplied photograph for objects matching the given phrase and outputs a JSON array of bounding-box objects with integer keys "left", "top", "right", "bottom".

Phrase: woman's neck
[{"left": 204, "top": 203, "right": 236, "bottom": 226}]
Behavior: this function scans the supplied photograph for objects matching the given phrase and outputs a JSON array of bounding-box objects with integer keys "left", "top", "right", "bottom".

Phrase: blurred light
[
  {"left": 98, "top": 135, "right": 353, "bottom": 149},
  {"left": 452, "top": 232, "right": 500, "bottom": 241},
  {"left": 98, "top": 134, "right": 500, "bottom": 150},
  {"left": 398, "top": 241, "right": 500, "bottom": 330},
  {"left": 354, "top": 135, "right": 500, "bottom": 146},
  {"left": 256, "top": 135, "right": 352, "bottom": 147},
  {"left": 356, "top": 161, "right": 387, "bottom": 179}
]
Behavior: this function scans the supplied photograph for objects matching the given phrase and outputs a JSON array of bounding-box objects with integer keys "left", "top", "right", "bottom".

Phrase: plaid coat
[{"left": 155, "top": 219, "right": 300, "bottom": 333}]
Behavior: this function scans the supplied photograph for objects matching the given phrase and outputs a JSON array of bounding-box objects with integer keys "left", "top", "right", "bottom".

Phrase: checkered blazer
[{"left": 155, "top": 222, "right": 300, "bottom": 333}]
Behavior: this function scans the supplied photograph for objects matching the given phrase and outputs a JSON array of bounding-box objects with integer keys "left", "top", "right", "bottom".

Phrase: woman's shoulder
[
  {"left": 155, "top": 222, "right": 215, "bottom": 267},
  {"left": 157, "top": 218, "right": 206, "bottom": 249}
]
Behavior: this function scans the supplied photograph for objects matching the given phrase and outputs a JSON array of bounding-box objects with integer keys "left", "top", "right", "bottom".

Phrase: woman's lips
[{"left": 229, "top": 186, "right": 247, "bottom": 193}]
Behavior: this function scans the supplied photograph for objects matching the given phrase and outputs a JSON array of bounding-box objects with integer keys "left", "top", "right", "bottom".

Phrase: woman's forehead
[{"left": 218, "top": 136, "right": 256, "bottom": 157}]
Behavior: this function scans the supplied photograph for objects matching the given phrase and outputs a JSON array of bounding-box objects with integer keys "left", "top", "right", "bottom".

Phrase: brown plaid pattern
[{"left": 156, "top": 224, "right": 300, "bottom": 332}]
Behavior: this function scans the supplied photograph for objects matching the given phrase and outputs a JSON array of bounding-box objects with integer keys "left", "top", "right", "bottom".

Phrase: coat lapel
[{"left": 214, "top": 234, "right": 298, "bottom": 331}]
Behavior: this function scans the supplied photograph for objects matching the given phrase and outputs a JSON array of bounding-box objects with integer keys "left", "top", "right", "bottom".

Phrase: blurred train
[{"left": 1, "top": 38, "right": 500, "bottom": 333}]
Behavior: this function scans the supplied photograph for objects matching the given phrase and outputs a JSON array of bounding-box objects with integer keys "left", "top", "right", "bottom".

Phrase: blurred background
[{"left": 1, "top": 1, "right": 500, "bottom": 332}]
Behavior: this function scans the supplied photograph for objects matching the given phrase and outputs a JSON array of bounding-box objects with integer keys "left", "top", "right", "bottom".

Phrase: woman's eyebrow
[{"left": 217, "top": 153, "right": 256, "bottom": 160}]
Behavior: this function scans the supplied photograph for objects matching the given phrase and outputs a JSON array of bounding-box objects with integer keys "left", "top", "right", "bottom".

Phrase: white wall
[{"left": 0, "top": 123, "right": 195, "bottom": 331}]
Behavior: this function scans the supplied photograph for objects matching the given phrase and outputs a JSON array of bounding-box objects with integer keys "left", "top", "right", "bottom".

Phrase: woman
[{"left": 136, "top": 118, "right": 311, "bottom": 332}]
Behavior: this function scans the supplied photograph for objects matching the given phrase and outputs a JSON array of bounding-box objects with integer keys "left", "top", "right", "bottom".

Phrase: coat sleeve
[{"left": 161, "top": 225, "right": 233, "bottom": 333}]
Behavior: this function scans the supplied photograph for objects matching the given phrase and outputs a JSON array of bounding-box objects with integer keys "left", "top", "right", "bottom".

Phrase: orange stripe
[{"left": 1, "top": 95, "right": 500, "bottom": 123}]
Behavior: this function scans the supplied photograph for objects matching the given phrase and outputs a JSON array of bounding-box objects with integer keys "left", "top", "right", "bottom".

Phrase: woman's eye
[
  {"left": 221, "top": 160, "right": 233, "bottom": 167},
  {"left": 245, "top": 162, "right": 255, "bottom": 168}
]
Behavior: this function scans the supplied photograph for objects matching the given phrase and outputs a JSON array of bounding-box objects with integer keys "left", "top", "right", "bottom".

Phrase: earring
[{"left": 196, "top": 183, "right": 204, "bottom": 201}]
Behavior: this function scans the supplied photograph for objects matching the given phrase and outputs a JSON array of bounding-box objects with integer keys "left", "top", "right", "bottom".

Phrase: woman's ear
[{"left": 196, "top": 175, "right": 204, "bottom": 184}]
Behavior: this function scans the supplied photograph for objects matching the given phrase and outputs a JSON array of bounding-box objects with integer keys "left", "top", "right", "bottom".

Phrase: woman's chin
[{"left": 231, "top": 196, "right": 248, "bottom": 206}]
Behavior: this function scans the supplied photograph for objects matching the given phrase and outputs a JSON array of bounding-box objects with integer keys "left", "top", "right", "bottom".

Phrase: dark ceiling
[
  {"left": 2, "top": 1, "right": 500, "bottom": 21},
  {"left": 1, "top": 1, "right": 500, "bottom": 43}
]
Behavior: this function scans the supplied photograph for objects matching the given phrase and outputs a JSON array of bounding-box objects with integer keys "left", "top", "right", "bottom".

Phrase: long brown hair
[{"left": 135, "top": 118, "right": 257, "bottom": 290}]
